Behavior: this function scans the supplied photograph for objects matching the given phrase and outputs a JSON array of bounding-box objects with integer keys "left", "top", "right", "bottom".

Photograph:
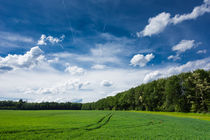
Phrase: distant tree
[{"left": 17, "top": 99, "right": 25, "bottom": 109}]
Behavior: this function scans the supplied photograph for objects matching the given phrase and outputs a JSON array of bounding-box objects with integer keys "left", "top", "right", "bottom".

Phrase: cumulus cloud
[
  {"left": 172, "top": 40, "right": 195, "bottom": 53},
  {"left": 101, "top": 80, "right": 113, "bottom": 87},
  {"left": 0, "top": 46, "right": 44, "bottom": 71},
  {"left": 65, "top": 64, "right": 85, "bottom": 75},
  {"left": 40, "top": 79, "right": 90, "bottom": 93},
  {"left": 20, "top": 79, "right": 90, "bottom": 98},
  {"left": 47, "top": 35, "right": 65, "bottom": 44},
  {"left": 37, "top": 34, "right": 65, "bottom": 45},
  {"left": 144, "top": 57, "right": 210, "bottom": 82},
  {"left": 130, "top": 53, "right": 155, "bottom": 67},
  {"left": 197, "top": 49, "right": 207, "bottom": 54},
  {"left": 168, "top": 40, "right": 198, "bottom": 61},
  {"left": 37, "top": 34, "right": 47, "bottom": 45},
  {"left": 137, "top": 12, "right": 171, "bottom": 37},
  {"left": 138, "top": 0, "right": 210, "bottom": 37}
]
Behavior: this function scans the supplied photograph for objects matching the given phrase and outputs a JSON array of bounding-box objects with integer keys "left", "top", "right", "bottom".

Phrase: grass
[{"left": 0, "top": 110, "right": 209, "bottom": 140}]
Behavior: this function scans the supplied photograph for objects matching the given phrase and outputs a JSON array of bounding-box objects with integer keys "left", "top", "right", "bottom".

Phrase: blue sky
[{"left": 0, "top": 0, "right": 210, "bottom": 102}]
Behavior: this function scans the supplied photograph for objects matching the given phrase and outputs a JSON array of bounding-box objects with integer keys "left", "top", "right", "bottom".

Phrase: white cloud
[
  {"left": 52, "top": 33, "right": 135, "bottom": 66},
  {"left": 0, "top": 46, "right": 45, "bottom": 71},
  {"left": 1, "top": 57, "right": 209, "bottom": 103},
  {"left": 172, "top": 40, "right": 195, "bottom": 53},
  {"left": 0, "top": 67, "right": 148, "bottom": 103},
  {"left": 101, "top": 80, "right": 113, "bottom": 87},
  {"left": 37, "top": 79, "right": 90, "bottom": 94},
  {"left": 91, "top": 64, "right": 107, "bottom": 70},
  {"left": 65, "top": 65, "right": 85, "bottom": 75},
  {"left": 138, "top": 0, "right": 210, "bottom": 37},
  {"left": 130, "top": 53, "right": 155, "bottom": 67},
  {"left": 137, "top": 12, "right": 171, "bottom": 37},
  {"left": 168, "top": 40, "right": 199, "bottom": 61},
  {"left": 37, "top": 34, "right": 47, "bottom": 45},
  {"left": 37, "top": 34, "right": 65, "bottom": 45},
  {"left": 86, "top": 42, "right": 123, "bottom": 64},
  {"left": 144, "top": 57, "right": 210, "bottom": 82},
  {"left": 197, "top": 49, "right": 207, "bottom": 54},
  {"left": 51, "top": 51, "right": 120, "bottom": 65},
  {"left": 15, "top": 79, "right": 90, "bottom": 102},
  {"left": 47, "top": 36, "right": 61, "bottom": 44},
  {"left": 143, "top": 71, "right": 162, "bottom": 83},
  {"left": 172, "top": 0, "right": 210, "bottom": 24},
  {"left": 168, "top": 55, "right": 180, "bottom": 61},
  {"left": 0, "top": 31, "right": 34, "bottom": 49}
]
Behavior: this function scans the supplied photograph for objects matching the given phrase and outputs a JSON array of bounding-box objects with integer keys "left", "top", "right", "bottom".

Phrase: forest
[
  {"left": 82, "top": 69, "right": 210, "bottom": 113},
  {"left": 0, "top": 69, "right": 209, "bottom": 112}
]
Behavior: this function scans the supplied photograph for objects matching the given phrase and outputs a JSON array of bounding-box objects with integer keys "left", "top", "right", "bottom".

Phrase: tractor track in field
[
  {"left": 85, "top": 113, "right": 113, "bottom": 131},
  {"left": 0, "top": 113, "right": 113, "bottom": 135}
]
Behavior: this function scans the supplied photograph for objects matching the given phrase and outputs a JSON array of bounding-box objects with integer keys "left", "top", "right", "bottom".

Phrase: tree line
[
  {"left": 0, "top": 69, "right": 209, "bottom": 112},
  {"left": 82, "top": 69, "right": 210, "bottom": 113},
  {"left": 0, "top": 100, "right": 82, "bottom": 110}
]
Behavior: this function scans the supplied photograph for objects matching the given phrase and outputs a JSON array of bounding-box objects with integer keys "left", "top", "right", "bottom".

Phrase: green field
[{"left": 0, "top": 110, "right": 209, "bottom": 140}]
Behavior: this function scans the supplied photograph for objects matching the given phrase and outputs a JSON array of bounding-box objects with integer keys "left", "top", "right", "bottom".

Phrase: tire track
[
  {"left": 85, "top": 113, "right": 113, "bottom": 131},
  {"left": 0, "top": 113, "right": 113, "bottom": 135}
]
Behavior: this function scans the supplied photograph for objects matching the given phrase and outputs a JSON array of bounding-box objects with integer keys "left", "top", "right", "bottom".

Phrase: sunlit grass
[{"left": 132, "top": 111, "right": 210, "bottom": 121}]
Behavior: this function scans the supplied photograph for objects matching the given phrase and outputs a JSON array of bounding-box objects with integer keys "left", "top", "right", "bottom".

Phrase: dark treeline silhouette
[
  {"left": 82, "top": 69, "right": 210, "bottom": 113},
  {"left": 0, "top": 100, "right": 82, "bottom": 110},
  {"left": 0, "top": 69, "right": 209, "bottom": 112}
]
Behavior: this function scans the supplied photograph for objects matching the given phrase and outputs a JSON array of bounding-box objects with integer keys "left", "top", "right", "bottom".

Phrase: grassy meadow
[{"left": 0, "top": 110, "right": 209, "bottom": 140}]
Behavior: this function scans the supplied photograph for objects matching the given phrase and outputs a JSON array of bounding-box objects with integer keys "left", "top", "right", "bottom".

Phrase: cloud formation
[
  {"left": 51, "top": 33, "right": 135, "bottom": 66},
  {"left": 0, "top": 46, "right": 44, "bottom": 71},
  {"left": 137, "top": 0, "right": 210, "bottom": 37},
  {"left": 65, "top": 65, "right": 85, "bottom": 75},
  {"left": 172, "top": 0, "right": 210, "bottom": 24},
  {"left": 168, "top": 40, "right": 197, "bottom": 61},
  {"left": 21, "top": 79, "right": 90, "bottom": 97},
  {"left": 137, "top": 12, "right": 171, "bottom": 37},
  {"left": 172, "top": 40, "right": 195, "bottom": 53},
  {"left": 37, "top": 34, "right": 65, "bottom": 45},
  {"left": 37, "top": 34, "right": 47, "bottom": 45},
  {"left": 0, "top": 66, "right": 149, "bottom": 103},
  {"left": 130, "top": 53, "right": 155, "bottom": 67}
]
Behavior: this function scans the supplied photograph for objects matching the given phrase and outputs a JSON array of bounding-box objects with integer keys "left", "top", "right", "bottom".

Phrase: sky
[{"left": 0, "top": 0, "right": 210, "bottom": 103}]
